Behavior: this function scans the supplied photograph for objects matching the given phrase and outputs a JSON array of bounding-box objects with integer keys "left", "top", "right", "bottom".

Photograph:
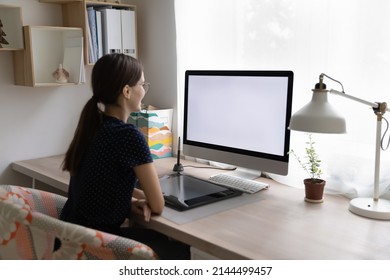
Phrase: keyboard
[{"left": 208, "top": 173, "right": 269, "bottom": 194}]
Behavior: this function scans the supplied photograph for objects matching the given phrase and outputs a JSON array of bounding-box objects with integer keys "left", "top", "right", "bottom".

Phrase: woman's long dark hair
[{"left": 62, "top": 54, "right": 143, "bottom": 175}]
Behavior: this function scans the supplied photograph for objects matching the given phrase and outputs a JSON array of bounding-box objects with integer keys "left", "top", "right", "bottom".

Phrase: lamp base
[{"left": 349, "top": 198, "right": 390, "bottom": 220}]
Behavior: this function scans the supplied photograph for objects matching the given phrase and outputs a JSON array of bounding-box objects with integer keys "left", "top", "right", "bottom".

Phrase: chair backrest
[{"left": 0, "top": 185, "right": 157, "bottom": 260}]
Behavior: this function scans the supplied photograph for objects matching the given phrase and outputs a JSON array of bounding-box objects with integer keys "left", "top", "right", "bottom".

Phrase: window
[{"left": 175, "top": 0, "right": 390, "bottom": 197}]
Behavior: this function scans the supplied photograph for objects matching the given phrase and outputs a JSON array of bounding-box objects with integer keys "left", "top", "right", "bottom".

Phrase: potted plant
[{"left": 289, "top": 134, "right": 326, "bottom": 203}]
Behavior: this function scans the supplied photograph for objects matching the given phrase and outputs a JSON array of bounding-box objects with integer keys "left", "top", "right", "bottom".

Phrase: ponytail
[{"left": 62, "top": 97, "right": 101, "bottom": 175}]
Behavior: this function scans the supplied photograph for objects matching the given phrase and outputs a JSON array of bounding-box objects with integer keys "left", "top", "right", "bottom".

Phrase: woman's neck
[{"left": 104, "top": 104, "right": 128, "bottom": 122}]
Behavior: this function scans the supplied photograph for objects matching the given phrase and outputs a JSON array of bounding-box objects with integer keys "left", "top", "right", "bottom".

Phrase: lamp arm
[
  {"left": 329, "top": 89, "right": 387, "bottom": 111},
  {"left": 320, "top": 73, "right": 388, "bottom": 113}
]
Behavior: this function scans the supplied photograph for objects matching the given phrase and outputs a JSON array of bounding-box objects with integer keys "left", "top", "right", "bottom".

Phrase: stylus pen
[{"left": 177, "top": 137, "right": 181, "bottom": 165}]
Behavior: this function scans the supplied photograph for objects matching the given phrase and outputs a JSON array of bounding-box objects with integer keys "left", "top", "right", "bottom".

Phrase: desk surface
[{"left": 13, "top": 155, "right": 390, "bottom": 259}]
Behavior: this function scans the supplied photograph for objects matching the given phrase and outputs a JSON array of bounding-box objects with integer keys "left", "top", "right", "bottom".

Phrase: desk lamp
[{"left": 289, "top": 73, "right": 390, "bottom": 220}]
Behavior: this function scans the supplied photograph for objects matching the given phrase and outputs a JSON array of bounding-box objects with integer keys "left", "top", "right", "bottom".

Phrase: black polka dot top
[{"left": 60, "top": 115, "right": 153, "bottom": 234}]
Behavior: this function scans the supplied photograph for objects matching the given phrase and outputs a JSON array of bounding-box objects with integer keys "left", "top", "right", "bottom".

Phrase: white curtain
[{"left": 174, "top": 0, "right": 390, "bottom": 198}]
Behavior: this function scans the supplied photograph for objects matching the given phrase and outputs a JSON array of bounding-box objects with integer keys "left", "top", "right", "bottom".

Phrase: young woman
[{"left": 60, "top": 53, "right": 189, "bottom": 259}]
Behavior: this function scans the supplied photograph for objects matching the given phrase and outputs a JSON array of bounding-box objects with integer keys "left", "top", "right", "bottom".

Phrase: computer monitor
[{"left": 183, "top": 70, "right": 294, "bottom": 177}]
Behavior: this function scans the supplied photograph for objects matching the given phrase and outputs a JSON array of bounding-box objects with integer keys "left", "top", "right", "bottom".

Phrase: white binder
[
  {"left": 101, "top": 8, "right": 122, "bottom": 55},
  {"left": 96, "top": 10, "right": 103, "bottom": 59},
  {"left": 120, "top": 9, "right": 136, "bottom": 57}
]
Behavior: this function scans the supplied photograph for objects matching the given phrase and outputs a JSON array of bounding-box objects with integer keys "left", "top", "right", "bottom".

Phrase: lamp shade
[{"left": 289, "top": 88, "right": 347, "bottom": 134}]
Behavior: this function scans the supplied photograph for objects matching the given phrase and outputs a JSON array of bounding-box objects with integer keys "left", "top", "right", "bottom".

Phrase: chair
[{"left": 0, "top": 185, "right": 158, "bottom": 260}]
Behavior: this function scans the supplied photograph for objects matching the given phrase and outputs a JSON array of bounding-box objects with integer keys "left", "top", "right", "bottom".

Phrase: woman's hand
[
  {"left": 132, "top": 198, "right": 152, "bottom": 222},
  {"left": 133, "top": 188, "right": 146, "bottom": 200}
]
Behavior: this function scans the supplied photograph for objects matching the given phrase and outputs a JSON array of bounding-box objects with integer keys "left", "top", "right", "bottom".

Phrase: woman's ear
[{"left": 123, "top": 85, "right": 131, "bottom": 99}]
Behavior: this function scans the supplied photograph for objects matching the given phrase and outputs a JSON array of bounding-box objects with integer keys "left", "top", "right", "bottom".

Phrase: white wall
[
  {"left": 131, "top": 0, "right": 178, "bottom": 148},
  {"left": 132, "top": 0, "right": 177, "bottom": 109},
  {"left": 0, "top": 0, "right": 177, "bottom": 186}
]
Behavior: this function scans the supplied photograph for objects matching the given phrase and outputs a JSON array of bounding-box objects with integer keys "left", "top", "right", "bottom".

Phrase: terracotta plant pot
[{"left": 304, "top": 179, "right": 326, "bottom": 203}]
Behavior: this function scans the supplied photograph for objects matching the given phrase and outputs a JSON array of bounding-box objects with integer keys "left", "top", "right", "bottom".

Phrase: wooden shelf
[
  {"left": 39, "top": 0, "right": 83, "bottom": 3},
  {"left": 40, "top": 0, "right": 137, "bottom": 65},
  {"left": 10, "top": 0, "right": 138, "bottom": 86},
  {"left": 40, "top": 1, "right": 130, "bottom": 7},
  {"left": 0, "top": 5, "right": 24, "bottom": 50},
  {"left": 13, "top": 26, "right": 84, "bottom": 87}
]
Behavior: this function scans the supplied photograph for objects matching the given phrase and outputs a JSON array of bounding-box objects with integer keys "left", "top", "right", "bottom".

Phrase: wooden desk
[
  {"left": 13, "top": 155, "right": 390, "bottom": 259},
  {"left": 13, "top": 155, "right": 69, "bottom": 193}
]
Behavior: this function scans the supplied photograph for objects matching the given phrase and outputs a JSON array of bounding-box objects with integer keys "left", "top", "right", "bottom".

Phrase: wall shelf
[
  {"left": 0, "top": 5, "right": 24, "bottom": 50},
  {"left": 9, "top": 0, "right": 137, "bottom": 87},
  {"left": 13, "top": 26, "right": 84, "bottom": 87}
]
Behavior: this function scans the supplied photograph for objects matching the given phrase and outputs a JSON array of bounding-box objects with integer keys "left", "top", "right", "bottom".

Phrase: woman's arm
[
  {"left": 133, "top": 188, "right": 146, "bottom": 199},
  {"left": 133, "top": 162, "right": 164, "bottom": 215}
]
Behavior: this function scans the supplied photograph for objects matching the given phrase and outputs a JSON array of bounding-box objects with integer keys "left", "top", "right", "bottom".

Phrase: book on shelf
[
  {"left": 86, "top": 15, "right": 95, "bottom": 63},
  {"left": 87, "top": 6, "right": 98, "bottom": 63},
  {"left": 96, "top": 10, "right": 103, "bottom": 59}
]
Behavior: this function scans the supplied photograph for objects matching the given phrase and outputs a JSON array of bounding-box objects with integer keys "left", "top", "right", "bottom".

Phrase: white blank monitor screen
[{"left": 183, "top": 70, "right": 294, "bottom": 176}]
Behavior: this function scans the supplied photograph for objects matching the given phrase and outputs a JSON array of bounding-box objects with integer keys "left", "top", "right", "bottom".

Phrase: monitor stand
[
  {"left": 228, "top": 167, "right": 262, "bottom": 180},
  {"left": 209, "top": 161, "right": 261, "bottom": 180}
]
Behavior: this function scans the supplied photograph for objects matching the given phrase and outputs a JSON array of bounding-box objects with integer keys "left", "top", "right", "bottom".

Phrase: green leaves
[{"left": 289, "top": 134, "right": 322, "bottom": 180}]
